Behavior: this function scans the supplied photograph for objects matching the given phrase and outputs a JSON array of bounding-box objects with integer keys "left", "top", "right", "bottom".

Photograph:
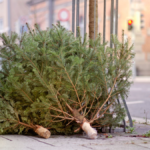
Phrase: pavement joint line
[
  {"left": 132, "top": 77, "right": 150, "bottom": 82},
  {"left": 26, "top": 136, "right": 55, "bottom": 147},
  {"left": 130, "top": 88, "right": 142, "bottom": 91},
  {"left": 1, "top": 136, "right": 13, "bottom": 141},
  {"left": 81, "top": 144, "right": 94, "bottom": 150},
  {"left": 126, "top": 101, "right": 144, "bottom": 104},
  {"left": 134, "top": 143, "right": 150, "bottom": 150},
  {"left": 125, "top": 116, "right": 150, "bottom": 124},
  {"left": 27, "top": 147, "right": 35, "bottom": 150}
]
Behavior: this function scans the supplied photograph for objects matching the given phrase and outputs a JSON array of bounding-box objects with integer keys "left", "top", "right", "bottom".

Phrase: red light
[{"left": 128, "top": 20, "right": 133, "bottom": 25}]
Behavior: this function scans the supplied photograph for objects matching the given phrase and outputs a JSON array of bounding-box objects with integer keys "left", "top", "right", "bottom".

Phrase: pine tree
[{"left": 0, "top": 23, "right": 134, "bottom": 139}]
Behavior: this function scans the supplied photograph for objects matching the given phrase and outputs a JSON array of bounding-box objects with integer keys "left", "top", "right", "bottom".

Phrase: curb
[
  {"left": 133, "top": 77, "right": 150, "bottom": 82},
  {"left": 125, "top": 116, "right": 150, "bottom": 124}
]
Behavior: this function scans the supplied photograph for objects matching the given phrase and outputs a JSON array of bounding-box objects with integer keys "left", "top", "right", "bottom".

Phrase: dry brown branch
[
  {"left": 63, "top": 67, "right": 82, "bottom": 109},
  {"left": 18, "top": 122, "right": 34, "bottom": 129},
  {"left": 49, "top": 106, "right": 73, "bottom": 119},
  {"left": 66, "top": 120, "right": 74, "bottom": 126},
  {"left": 84, "top": 91, "right": 96, "bottom": 117},
  {"left": 90, "top": 77, "right": 117, "bottom": 123},
  {"left": 50, "top": 114, "right": 74, "bottom": 121}
]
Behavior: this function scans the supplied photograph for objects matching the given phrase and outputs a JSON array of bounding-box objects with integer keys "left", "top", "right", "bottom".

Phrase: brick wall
[{"left": 141, "top": 0, "right": 150, "bottom": 61}]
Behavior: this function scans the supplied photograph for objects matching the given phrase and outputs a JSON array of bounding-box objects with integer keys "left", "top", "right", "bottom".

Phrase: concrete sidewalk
[{"left": 0, "top": 123, "right": 150, "bottom": 150}]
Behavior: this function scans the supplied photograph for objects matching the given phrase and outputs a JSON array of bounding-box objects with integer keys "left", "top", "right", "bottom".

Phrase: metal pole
[
  {"left": 72, "top": 0, "right": 75, "bottom": 34},
  {"left": 84, "top": 0, "right": 87, "bottom": 36},
  {"left": 117, "top": 99, "right": 126, "bottom": 132},
  {"left": 122, "top": 99, "right": 133, "bottom": 127},
  {"left": 103, "top": 0, "right": 106, "bottom": 44},
  {"left": 76, "top": 0, "right": 80, "bottom": 37},
  {"left": 49, "top": 0, "right": 54, "bottom": 28},
  {"left": 110, "top": 0, "right": 114, "bottom": 48},
  {"left": 7, "top": 0, "right": 11, "bottom": 35},
  {"left": 115, "top": 0, "right": 118, "bottom": 36}
]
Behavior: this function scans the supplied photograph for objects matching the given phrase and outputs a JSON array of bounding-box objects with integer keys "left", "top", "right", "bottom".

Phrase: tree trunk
[{"left": 89, "top": 0, "right": 98, "bottom": 40}]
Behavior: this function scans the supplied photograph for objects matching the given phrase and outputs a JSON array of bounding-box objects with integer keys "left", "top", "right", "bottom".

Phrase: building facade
[
  {"left": 10, "top": 0, "right": 30, "bottom": 35},
  {"left": 27, "top": 0, "right": 49, "bottom": 30},
  {"left": 0, "top": 0, "right": 9, "bottom": 34},
  {"left": 130, "top": 0, "right": 150, "bottom": 75},
  {"left": 0, "top": 0, "right": 29, "bottom": 36}
]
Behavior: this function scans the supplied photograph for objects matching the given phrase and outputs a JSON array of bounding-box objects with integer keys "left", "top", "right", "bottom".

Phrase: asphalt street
[{"left": 126, "top": 81, "right": 150, "bottom": 120}]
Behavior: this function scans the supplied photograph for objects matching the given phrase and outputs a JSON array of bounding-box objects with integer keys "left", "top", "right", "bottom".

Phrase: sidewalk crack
[
  {"left": 27, "top": 147, "right": 35, "bottom": 150},
  {"left": 27, "top": 136, "right": 55, "bottom": 147},
  {"left": 81, "top": 144, "right": 94, "bottom": 149},
  {"left": 134, "top": 143, "right": 150, "bottom": 150},
  {"left": 1, "top": 136, "right": 12, "bottom": 141}
]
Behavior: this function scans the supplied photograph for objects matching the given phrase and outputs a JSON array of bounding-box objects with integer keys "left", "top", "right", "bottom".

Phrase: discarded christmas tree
[
  {"left": 0, "top": 96, "right": 50, "bottom": 138},
  {"left": 0, "top": 23, "right": 134, "bottom": 139}
]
